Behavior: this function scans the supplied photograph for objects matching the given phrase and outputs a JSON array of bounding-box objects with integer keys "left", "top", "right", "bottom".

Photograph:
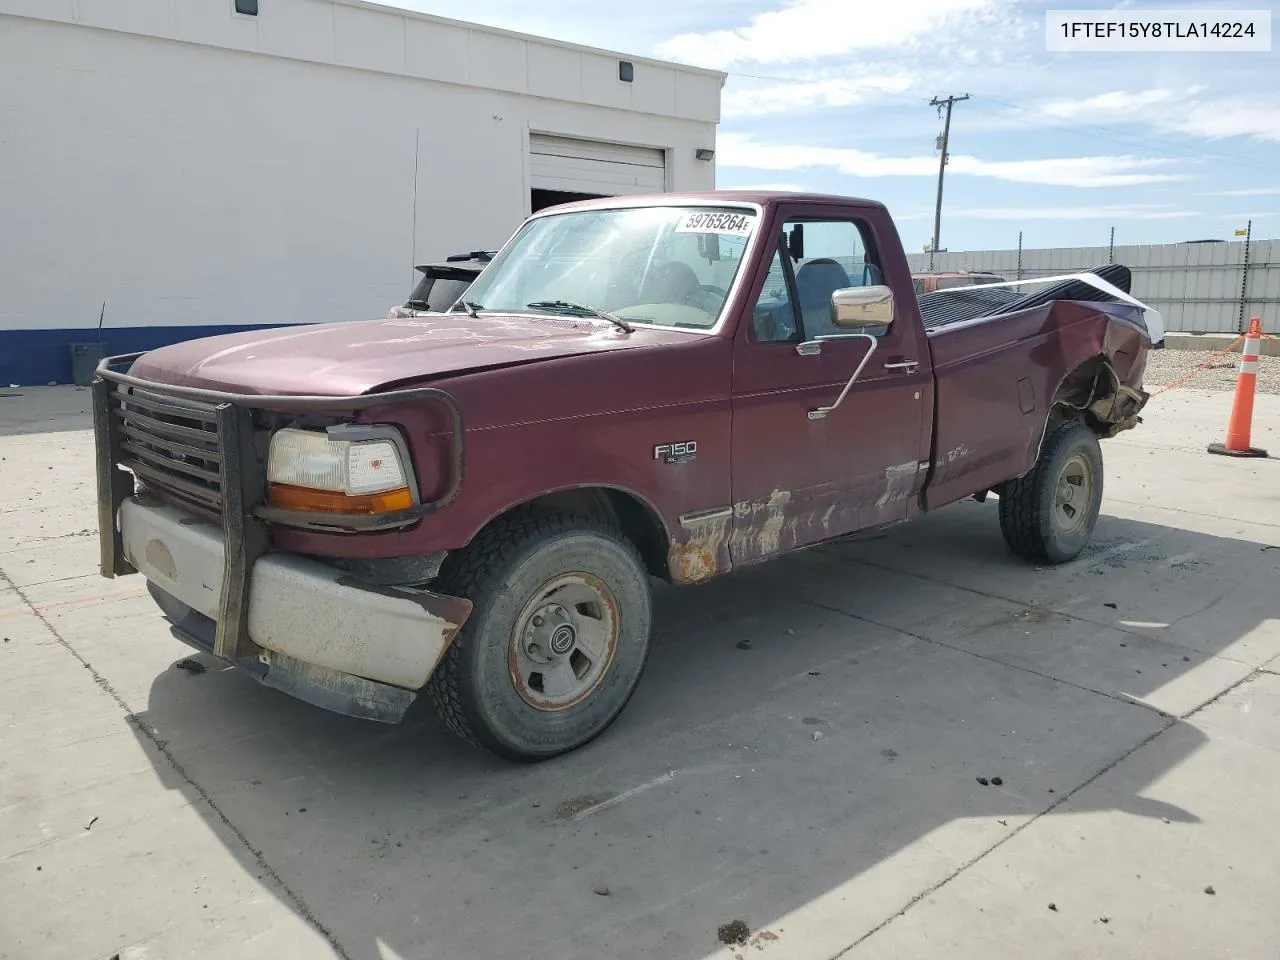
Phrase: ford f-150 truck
[{"left": 92, "top": 191, "right": 1163, "bottom": 761}]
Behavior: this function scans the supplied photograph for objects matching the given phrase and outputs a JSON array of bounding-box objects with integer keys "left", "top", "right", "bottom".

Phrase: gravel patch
[{"left": 1144, "top": 346, "right": 1280, "bottom": 394}]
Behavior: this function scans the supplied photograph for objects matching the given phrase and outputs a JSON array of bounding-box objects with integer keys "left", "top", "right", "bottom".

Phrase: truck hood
[{"left": 128, "top": 314, "right": 686, "bottom": 395}]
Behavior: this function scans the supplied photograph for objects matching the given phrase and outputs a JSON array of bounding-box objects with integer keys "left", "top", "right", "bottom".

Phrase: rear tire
[
  {"left": 426, "top": 510, "right": 652, "bottom": 761},
  {"left": 999, "top": 421, "right": 1103, "bottom": 565}
]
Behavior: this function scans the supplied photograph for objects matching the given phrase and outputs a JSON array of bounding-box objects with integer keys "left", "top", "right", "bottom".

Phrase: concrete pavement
[{"left": 1, "top": 385, "right": 1277, "bottom": 960}]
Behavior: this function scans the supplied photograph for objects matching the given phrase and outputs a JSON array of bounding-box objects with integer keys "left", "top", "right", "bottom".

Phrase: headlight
[{"left": 267, "top": 427, "right": 414, "bottom": 515}]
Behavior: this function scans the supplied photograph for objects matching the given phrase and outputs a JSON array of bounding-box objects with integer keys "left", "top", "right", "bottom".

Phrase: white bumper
[{"left": 120, "top": 498, "right": 468, "bottom": 690}]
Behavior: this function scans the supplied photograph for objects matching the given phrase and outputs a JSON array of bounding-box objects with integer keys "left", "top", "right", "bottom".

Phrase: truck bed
[
  {"left": 918, "top": 265, "right": 1133, "bottom": 332},
  {"left": 918, "top": 265, "right": 1153, "bottom": 514}
]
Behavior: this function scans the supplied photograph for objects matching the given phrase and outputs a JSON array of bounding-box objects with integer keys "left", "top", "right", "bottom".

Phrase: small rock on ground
[{"left": 717, "top": 920, "right": 751, "bottom": 946}]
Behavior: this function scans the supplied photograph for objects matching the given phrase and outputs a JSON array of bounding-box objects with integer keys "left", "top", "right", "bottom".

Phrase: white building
[{"left": 0, "top": 0, "right": 724, "bottom": 385}]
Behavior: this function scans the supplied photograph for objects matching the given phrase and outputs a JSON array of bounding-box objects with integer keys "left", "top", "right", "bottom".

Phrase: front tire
[
  {"left": 426, "top": 510, "right": 652, "bottom": 761},
  {"left": 999, "top": 420, "right": 1104, "bottom": 565}
]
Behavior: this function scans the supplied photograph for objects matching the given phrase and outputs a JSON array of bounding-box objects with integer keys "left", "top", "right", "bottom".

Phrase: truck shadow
[{"left": 125, "top": 500, "right": 1278, "bottom": 960}]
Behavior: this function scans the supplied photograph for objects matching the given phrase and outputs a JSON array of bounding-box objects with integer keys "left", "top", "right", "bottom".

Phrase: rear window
[{"left": 406, "top": 270, "right": 479, "bottom": 312}]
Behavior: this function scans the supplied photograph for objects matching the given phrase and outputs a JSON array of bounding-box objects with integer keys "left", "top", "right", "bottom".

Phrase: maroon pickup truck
[{"left": 93, "top": 191, "right": 1161, "bottom": 761}]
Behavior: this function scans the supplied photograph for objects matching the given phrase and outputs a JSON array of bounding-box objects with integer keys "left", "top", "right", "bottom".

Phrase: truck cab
[{"left": 93, "top": 191, "right": 1160, "bottom": 761}]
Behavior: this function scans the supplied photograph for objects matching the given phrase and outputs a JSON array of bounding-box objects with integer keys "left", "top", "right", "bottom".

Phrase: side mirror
[
  {"left": 831, "top": 285, "right": 894, "bottom": 331},
  {"left": 787, "top": 223, "right": 805, "bottom": 261}
]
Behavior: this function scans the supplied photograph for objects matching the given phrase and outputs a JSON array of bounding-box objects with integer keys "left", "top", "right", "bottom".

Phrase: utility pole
[{"left": 929, "top": 93, "right": 969, "bottom": 270}]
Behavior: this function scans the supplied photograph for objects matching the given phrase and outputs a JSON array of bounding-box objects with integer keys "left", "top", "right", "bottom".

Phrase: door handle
[{"left": 883, "top": 360, "right": 919, "bottom": 373}]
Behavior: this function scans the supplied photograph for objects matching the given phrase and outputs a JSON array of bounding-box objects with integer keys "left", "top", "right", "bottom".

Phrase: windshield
[{"left": 459, "top": 206, "right": 757, "bottom": 330}]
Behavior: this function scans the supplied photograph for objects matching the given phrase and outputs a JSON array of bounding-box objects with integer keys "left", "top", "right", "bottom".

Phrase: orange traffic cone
[{"left": 1208, "top": 317, "right": 1268, "bottom": 458}]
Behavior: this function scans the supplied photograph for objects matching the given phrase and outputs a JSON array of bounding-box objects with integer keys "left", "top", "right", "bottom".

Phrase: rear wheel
[
  {"left": 427, "top": 510, "right": 652, "bottom": 761},
  {"left": 999, "top": 420, "right": 1104, "bottom": 565}
]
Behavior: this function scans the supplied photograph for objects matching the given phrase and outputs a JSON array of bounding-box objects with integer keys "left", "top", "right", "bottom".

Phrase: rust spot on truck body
[{"left": 669, "top": 514, "right": 729, "bottom": 584}]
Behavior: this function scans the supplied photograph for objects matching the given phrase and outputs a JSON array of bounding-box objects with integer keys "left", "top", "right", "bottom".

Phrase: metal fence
[{"left": 904, "top": 239, "right": 1279, "bottom": 334}]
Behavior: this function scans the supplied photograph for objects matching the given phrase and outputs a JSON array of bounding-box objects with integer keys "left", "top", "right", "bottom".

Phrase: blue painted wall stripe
[{"left": 0, "top": 325, "right": 297, "bottom": 386}]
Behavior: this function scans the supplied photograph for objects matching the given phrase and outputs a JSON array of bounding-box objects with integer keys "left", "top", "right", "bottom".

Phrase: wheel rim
[
  {"left": 508, "top": 572, "right": 620, "bottom": 711},
  {"left": 1053, "top": 452, "right": 1094, "bottom": 536}
]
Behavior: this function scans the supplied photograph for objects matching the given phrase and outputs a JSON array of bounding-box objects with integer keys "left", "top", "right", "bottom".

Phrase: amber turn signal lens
[{"left": 269, "top": 483, "right": 414, "bottom": 515}]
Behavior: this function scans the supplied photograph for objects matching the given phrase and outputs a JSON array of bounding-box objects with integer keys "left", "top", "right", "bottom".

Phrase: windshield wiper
[
  {"left": 450, "top": 300, "right": 483, "bottom": 319},
  {"left": 526, "top": 300, "right": 634, "bottom": 334}
]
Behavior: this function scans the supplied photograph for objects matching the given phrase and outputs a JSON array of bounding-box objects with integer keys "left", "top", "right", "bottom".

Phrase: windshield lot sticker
[{"left": 675, "top": 211, "right": 755, "bottom": 236}]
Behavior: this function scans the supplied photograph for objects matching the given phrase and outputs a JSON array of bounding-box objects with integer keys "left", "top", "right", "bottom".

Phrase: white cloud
[
  {"left": 1174, "top": 102, "right": 1280, "bottom": 142},
  {"left": 949, "top": 205, "right": 1196, "bottom": 221},
  {"left": 1203, "top": 188, "right": 1280, "bottom": 197},
  {"left": 1040, "top": 88, "right": 1193, "bottom": 120},
  {"left": 716, "top": 133, "right": 1190, "bottom": 188},
  {"left": 722, "top": 72, "right": 916, "bottom": 118},
  {"left": 948, "top": 154, "right": 1187, "bottom": 188},
  {"left": 657, "top": 0, "right": 1007, "bottom": 68},
  {"left": 716, "top": 182, "right": 807, "bottom": 192},
  {"left": 1041, "top": 88, "right": 1280, "bottom": 143}
]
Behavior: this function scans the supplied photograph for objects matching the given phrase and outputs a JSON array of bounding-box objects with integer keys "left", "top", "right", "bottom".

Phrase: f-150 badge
[{"left": 654, "top": 441, "right": 697, "bottom": 464}]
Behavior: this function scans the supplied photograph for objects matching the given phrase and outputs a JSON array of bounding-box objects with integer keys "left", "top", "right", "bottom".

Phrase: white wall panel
[{"left": 0, "top": 8, "right": 718, "bottom": 340}]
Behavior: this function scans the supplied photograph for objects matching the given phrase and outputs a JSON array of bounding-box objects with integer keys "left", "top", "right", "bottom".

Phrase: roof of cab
[{"left": 531, "top": 190, "right": 889, "bottom": 215}]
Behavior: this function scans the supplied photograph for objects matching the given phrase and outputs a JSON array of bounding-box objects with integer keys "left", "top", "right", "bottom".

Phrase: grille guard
[{"left": 92, "top": 352, "right": 466, "bottom": 661}]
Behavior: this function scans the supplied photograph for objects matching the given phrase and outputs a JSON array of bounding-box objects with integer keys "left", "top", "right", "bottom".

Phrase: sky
[{"left": 392, "top": 0, "right": 1278, "bottom": 251}]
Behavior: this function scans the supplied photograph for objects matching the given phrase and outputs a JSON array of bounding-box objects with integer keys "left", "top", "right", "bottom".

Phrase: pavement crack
[
  {"left": 825, "top": 716, "right": 1177, "bottom": 960},
  {"left": 812, "top": 593, "right": 1267, "bottom": 959},
  {"left": 1180, "top": 668, "right": 1265, "bottom": 720},
  {"left": 1105, "top": 498, "right": 1280, "bottom": 530},
  {"left": 0, "top": 567, "right": 353, "bottom": 960},
  {"left": 816, "top": 549, "right": 1256, "bottom": 665},
  {"left": 0, "top": 530, "right": 96, "bottom": 555},
  {"left": 797, "top": 596, "right": 1172, "bottom": 721}
]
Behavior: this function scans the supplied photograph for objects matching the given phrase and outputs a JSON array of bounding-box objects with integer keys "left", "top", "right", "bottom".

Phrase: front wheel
[
  {"left": 998, "top": 420, "right": 1104, "bottom": 565},
  {"left": 426, "top": 511, "right": 652, "bottom": 761}
]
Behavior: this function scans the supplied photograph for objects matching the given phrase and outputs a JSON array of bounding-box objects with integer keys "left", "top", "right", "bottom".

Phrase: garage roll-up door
[{"left": 529, "top": 134, "right": 666, "bottom": 196}]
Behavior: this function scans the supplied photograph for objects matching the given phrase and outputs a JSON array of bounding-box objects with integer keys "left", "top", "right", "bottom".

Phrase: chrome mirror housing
[{"left": 832, "top": 285, "right": 894, "bottom": 330}]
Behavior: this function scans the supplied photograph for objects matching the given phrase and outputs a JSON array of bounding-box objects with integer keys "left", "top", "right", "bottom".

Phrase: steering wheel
[{"left": 699, "top": 284, "right": 729, "bottom": 298}]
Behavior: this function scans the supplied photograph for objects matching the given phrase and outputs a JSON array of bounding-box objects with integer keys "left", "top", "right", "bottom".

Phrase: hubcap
[
  {"left": 509, "top": 573, "right": 620, "bottom": 711},
  {"left": 1053, "top": 453, "right": 1094, "bottom": 535}
]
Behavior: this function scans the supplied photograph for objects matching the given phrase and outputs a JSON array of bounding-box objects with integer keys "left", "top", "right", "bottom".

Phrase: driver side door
[{"left": 729, "top": 209, "right": 932, "bottom": 566}]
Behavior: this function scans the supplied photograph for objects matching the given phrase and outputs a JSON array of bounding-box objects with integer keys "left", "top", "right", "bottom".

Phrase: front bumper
[
  {"left": 91, "top": 353, "right": 471, "bottom": 723},
  {"left": 121, "top": 497, "right": 472, "bottom": 721}
]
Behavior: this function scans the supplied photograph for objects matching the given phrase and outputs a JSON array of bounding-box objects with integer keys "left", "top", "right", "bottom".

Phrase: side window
[
  {"left": 750, "top": 247, "right": 799, "bottom": 343},
  {"left": 787, "top": 218, "right": 882, "bottom": 338}
]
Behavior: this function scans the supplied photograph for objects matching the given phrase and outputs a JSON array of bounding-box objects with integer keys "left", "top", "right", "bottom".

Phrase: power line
[
  {"left": 719, "top": 71, "right": 1275, "bottom": 175},
  {"left": 929, "top": 94, "right": 969, "bottom": 269},
  {"left": 967, "top": 94, "right": 1275, "bottom": 174}
]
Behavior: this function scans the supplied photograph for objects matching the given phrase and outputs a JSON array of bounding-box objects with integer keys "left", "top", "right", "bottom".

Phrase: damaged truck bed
[{"left": 93, "top": 191, "right": 1163, "bottom": 760}]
